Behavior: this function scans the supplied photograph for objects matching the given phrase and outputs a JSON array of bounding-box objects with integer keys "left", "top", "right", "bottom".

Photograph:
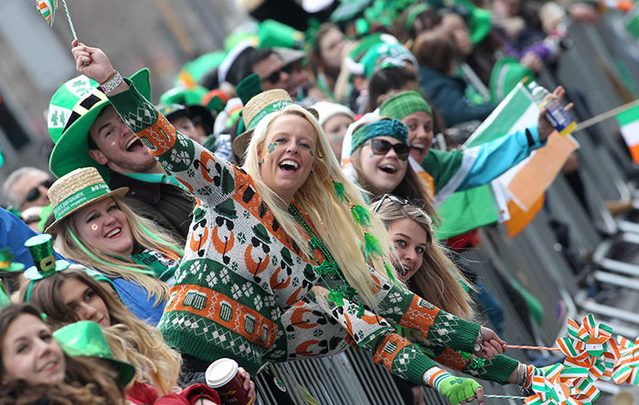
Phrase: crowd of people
[{"left": 0, "top": 0, "right": 612, "bottom": 403}]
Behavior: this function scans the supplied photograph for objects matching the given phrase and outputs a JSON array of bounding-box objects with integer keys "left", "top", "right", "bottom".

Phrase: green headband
[
  {"left": 351, "top": 119, "right": 408, "bottom": 152},
  {"left": 405, "top": 4, "right": 429, "bottom": 32},
  {"left": 379, "top": 90, "right": 432, "bottom": 120}
]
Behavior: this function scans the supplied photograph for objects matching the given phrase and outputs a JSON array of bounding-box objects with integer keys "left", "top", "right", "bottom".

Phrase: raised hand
[{"left": 70, "top": 39, "right": 115, "bottom": 83}]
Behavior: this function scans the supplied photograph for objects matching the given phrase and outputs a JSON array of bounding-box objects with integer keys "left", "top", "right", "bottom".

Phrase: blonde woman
[
  {"left": 71, "top": 41, "right": 517, "bottom": 405},
  {"left": 46, "top": 167, "right": 183, "bottom": 324}
]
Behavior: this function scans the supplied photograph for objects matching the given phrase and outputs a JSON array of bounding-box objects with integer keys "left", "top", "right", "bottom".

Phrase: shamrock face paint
[{"left": 267, "top": 142, "right": 278, "bottom": 154}]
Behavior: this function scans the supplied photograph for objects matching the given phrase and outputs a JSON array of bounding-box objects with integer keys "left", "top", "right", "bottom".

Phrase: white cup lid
[{"left": 206, "top": 358, "right": 239, "bottom": 388}]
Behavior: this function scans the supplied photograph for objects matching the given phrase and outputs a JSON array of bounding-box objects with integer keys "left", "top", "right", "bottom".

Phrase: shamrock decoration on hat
[
  {"left": 53, "top": 320, "right": 136, "bottom": 387},
  {"left": 23, "top": 234, "right": 70, "bottom": 281}
]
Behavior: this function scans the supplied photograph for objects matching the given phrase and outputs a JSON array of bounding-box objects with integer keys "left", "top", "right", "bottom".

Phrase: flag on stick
[
  {"left": 615, "top": 103, "right": 639, "bottom": 163},
  {"left": 36, "top": 0, "right": 57, "bottom": 27}
]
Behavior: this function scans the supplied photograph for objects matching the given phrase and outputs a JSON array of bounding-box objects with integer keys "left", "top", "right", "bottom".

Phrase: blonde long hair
[
  {"left": 243, "top": 105, "right": 394, "bottom": 308},
  {"left": 55, "top": 200, "right": 182, "bottom": 302},
  {"left": 22, "top": 267, "right": 181, "bottom": 394},
  {"left": 374, "top": 198, "right": 475, "bottom": 319}
]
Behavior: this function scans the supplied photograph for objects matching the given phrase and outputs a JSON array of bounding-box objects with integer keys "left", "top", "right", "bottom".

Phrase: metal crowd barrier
[{"left": 243, "top": 12, "right": 639, "bottom": 405}]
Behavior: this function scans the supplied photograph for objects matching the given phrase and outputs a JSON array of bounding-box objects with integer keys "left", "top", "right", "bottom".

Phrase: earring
[{"left": 258, "top": 158, "right": 264, "bottom": 165}]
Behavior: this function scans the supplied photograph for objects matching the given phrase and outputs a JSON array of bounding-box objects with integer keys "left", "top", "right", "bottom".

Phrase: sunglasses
[
  {"left": 24, "top": 179, "right": 54, "bottom": 204},
  {"left": 371, "top": 194, "right": 411, "bottom": 213},
  {"left": 264, "top": 65, "right": 292, "bottom": 85},
  {"left": 368, "top": 139, "right": 410, "bottom": 161}
]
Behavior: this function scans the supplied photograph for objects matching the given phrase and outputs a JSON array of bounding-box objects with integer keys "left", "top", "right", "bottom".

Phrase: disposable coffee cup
[{"left": 206, "top": 358, "right": 253, "bottom": 405}]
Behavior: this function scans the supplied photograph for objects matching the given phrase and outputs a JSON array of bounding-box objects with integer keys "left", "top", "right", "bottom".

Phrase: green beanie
[
  {"left": 379, "top": 90, "right": 432, "bottom": 120},
  {"left": 351, "top": 119, "right": 408, "bottom": 152}
]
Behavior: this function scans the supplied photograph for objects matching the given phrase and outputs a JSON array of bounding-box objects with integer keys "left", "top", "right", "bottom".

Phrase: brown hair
[
  {"left": 0, "top": 303, "right": 124, "bottom": 404},
  {"left": 21, "top": 268, "right": 181, "bottom": 394},
  {"left": 413, "top": 30, "right": 460, "bottom": 74},
  {"left": 374, "top": 201, "right": 475, "bottom": 319}
]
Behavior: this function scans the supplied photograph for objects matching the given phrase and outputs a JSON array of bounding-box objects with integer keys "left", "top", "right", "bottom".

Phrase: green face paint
[{"left": 267, "top": 142, "right": 277, "bottom": 154}]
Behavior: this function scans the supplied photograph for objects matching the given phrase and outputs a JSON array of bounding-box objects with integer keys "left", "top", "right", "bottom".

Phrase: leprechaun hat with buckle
[
  {"left": 53, "top": 320, "right": 136, "bottom": 388},
  {"left": 23, "top": 234, "right": 71, "bottom": 281},
  {"left": 48, "top": 69, "right": 151, "bottom": 179}
]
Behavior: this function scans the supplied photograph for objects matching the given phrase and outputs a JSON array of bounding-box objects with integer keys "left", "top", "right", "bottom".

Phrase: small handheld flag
[
  {"left": 35, "top": 0, "right": 77, "bottom": 40},
  {"left": 35, "top": 0, "right": 57, "bottom": 27}
]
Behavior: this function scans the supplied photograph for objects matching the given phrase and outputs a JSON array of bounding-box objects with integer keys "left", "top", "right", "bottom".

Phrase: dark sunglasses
[
  {"left": 24, "top": 179, "right": 54, "bottom": 203},
  {"left": 264, "top": 66, "right": 291, "bottom": 85},
  {"left": 368, "top": 139, "right": 410, "bottom": 161}
]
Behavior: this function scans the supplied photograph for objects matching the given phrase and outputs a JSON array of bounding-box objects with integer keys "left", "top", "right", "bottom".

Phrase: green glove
[{"left": 426, "top": 368, "right": 482, "bottom": 405}]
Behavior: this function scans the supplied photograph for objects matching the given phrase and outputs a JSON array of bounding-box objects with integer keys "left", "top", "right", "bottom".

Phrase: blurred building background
[{"left": 0, "top": 0, "right": 249, "bottom": 185}]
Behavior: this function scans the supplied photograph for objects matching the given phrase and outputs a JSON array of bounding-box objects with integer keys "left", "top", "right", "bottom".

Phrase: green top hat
[
  {"left": 48, "top": 69, "right": 152, "bottom": 179},
  {"left": 23, "top": 234, "right": 70, "bottom": 281},
  {"left": 258, "top": 20, "right": 305, "bottom": 49},
  {"left": 0, "top": 249, "right": 25, "bottom": 273},
  {"left": 53, "top": 320, "right": 136, "bottom": 388}
]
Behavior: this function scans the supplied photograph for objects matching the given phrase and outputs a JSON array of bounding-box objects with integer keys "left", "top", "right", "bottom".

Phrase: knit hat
[
  {"left": 312, "top": 101, "right": 355, "bottom": 127},
  {"left": 48, "top": 69, "right": 152, "bottom": 179},
  {"left": 232, "top": 89, "right": 318, "bottom": 157},
  {"left": 360, "top": 41, "right": 417, "bottom": 79},
  {"left": 379, "top": 90, "right": 432, "bottom": 120},
  {"left": 45, "top": 167, "right": 128, "bottom": 233},
  {"left": 53, "top": 321, "right": 136, "bottom": 388},
  {"left": 22, "top": 234, "right": 71, "bottom": 281},
  {"left": 351, "top": 118, "right": 408, "bottom": 152},
  {"left": 0, "top": 249, "right": 25, "bottom": 273}
]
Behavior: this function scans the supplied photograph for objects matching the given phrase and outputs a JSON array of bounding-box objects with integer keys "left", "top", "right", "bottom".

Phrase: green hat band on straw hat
[
  {"left": 379, "top": 90, "right": 432, "bottom": 119},
  {"left": 247, "top": 100, "right": 294, "bottom": 130},
  {"left": 52, "top": 182, "right": 110, "bottom": 220},
  {"left": 351, "top": 118, "right": 408, "bottom": 152}
]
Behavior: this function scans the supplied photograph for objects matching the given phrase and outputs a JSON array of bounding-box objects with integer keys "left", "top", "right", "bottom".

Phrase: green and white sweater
[{"left": 108, "top": 82, "right": 515, "bottom": 385}]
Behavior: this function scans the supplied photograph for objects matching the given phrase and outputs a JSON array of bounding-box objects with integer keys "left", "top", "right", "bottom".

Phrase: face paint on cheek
[
  {"left": 267, "top": 143, "right": 278, "bottom": 154},
  {"left": 91, "top": 224, "right": 98, "bottom": 231}
]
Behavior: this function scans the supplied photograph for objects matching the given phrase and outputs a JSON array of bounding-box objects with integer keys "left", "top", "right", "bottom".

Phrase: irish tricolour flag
[
  {"left": 436, "top": 83, "right": 579, "bottom": 239},
  {"left": 615, "top": 104, "right": 639, "bottom": 164}
]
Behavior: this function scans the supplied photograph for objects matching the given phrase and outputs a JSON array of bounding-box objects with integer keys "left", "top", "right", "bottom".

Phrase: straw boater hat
[
  {"left": 232, "top": 89, "right": 318, "bottom": 158},
  {"left": 45, "top": 167, "right": 128, "bottom": 233}
]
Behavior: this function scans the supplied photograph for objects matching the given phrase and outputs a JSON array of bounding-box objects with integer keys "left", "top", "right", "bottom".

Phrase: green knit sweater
[{"left": 109, "top": 82, "right": 499, "bottom": 385}]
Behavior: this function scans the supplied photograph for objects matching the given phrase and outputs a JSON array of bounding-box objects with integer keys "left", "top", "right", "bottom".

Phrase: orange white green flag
[{"left": 615, "top": 103, "right": 639, "bottom": 163}]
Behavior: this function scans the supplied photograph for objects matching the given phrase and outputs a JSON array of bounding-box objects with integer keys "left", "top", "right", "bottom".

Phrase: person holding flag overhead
[{"left": 69, "top": 39, "right": 520, "bottom": 405}]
